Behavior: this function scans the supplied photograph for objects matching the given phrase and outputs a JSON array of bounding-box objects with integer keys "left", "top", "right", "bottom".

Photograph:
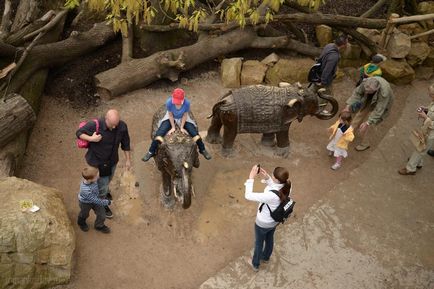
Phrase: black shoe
[
  {"left": 142, "top": 152, "right": 155, "bottom": 162},
  {"left": 95, "top": 225, "right": 111, "bottom": 234},
  {"left": 107, "top": 192, "right": 113, "bottom": 201},
  {"left": 78, "top": 223, "right": 89, "bottom": 232},
  {"left": 105, "top": 206, "right": 113, "bottom": 219},
  {"left": 428, "top": 150, "right": 434, "bottom": 157},
  {"left": 200, "top": 149, "right": 212, "bottom": 160}
]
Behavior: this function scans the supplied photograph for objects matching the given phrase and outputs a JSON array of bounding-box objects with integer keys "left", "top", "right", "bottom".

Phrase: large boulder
[
  {"left": 240, "top": 60, "right": 268, "bottom": 85},
  {"left": 418, "top": 2, "right": 434, "bottom": 28},
  {"left": 415, "top": 66, "right": 433, "bottom": 80},
  {"left": 265, "top": 58, "right": 314, "bottom": 85},
  {"left": 341, "top": 43, "right": 362, "bottom": 60},
  {"left": 386, "top": 29, "right": 412, "bottom": 59},
  {"left": 0, "top": 177, "right": 75, "bottom": 289},
  {"left": 398, "top": 23, "right": 428, "bottom": 42},
  {"left": 221, "top": 58, "right": 243, "bottom": 88},
  {"left": 356, "top": 28, "right": 382, "bottom": 46},
  {"left": 380, "top": 59, "right": 415, "bottom": 84},
  {"left": 406, "top": 41, "right": 431, "bottom": 67},
  {"left": 423, "top": 47, "right": 434, "bottom": 67},
  {"left": 261, "top": 53, "right": 280, "bottom": 66},
  {"left": 418, "top": 1, "right": 434, "bottom": 13},
  {"left": 315, "top": 25, "right": 333, "bottom": 47}
]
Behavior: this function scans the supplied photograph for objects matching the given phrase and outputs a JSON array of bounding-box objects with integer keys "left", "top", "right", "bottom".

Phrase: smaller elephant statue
[
  {"left": 151, "top": 105, "right": 200, "bottom": 209},
  {"left": 205, "top": 84, "right": 338, "bottom": 157}
]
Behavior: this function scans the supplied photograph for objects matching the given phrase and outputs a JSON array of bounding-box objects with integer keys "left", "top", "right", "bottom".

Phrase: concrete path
[{"left": 200, "top": 81, "right": 434, "bottom": 289}]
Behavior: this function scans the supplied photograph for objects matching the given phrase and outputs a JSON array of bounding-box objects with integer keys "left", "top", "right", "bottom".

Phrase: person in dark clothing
[
  {"left": 317, "top": 35, "right": 347, "bottom": 87},
  {"left": 311, "top": 35, "right": 348, "bottom": 111},
  {"left": 76, "top": 109, "right": 131, "bottom": 218}
]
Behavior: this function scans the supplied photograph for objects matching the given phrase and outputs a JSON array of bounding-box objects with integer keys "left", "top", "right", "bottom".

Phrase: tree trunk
[
  {"left": 121, "top": 24, "right": 133, "bottom": 62},
  {"left": 95, "top": 28, "right": 322, "bottom": 99},
  {"left": 3, "top": 22, "right": 116, "bottom": 96},
  {"left": 0, "top": 94, "right": 36, "bottom": 148}
]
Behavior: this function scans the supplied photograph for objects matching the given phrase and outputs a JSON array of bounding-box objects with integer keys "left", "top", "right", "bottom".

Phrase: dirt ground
[{"left": 19, "top": 70, "right": 414, "bottom": 289}]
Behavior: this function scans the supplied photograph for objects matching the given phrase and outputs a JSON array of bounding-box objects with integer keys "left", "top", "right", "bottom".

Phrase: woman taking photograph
[{"left": 244, "top": 165, "right": 292, "bottom": 272}]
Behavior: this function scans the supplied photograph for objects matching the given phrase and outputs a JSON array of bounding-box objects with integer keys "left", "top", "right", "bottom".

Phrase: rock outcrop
[
  {"left": 0, "top": 177, "right": 75, "bottom": 289},
  {"left": 241, "top": 60, "right": 268, "bottom": 85},
  {"left": 265, "top": 58, "right": 314, "bottom": 85},
  {"left": 221, "top": 58, "right": 243, "bottom": 88},
  {"left": 380, "top": 59, "right": 415, "bottom": 84}
]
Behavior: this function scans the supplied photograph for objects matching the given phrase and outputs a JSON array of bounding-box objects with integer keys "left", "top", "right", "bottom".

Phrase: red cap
[{"left": 172, "top": 88, "right": 185, "bottom": 105}]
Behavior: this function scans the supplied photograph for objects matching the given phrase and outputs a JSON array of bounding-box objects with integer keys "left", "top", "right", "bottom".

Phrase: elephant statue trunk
[{"left": 314, "top": 89, "right": 339, "bottom": 120}]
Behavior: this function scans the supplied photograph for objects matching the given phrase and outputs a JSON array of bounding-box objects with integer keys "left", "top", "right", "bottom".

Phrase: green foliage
[{"left": 64, "top": 0, "right": 325, "bottom": 35}]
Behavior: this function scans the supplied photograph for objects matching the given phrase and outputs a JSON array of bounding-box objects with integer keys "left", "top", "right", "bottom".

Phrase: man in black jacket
[
  {"left": 311, "top": 35, "right": 348, "bottom": 111},
  {"left": 76, "top": 109, "right": 131, "bottom": 218}
]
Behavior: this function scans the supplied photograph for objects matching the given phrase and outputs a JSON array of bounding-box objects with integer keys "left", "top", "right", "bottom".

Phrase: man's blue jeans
[
  {"left": 252, "top": 223, "right": 276, "bottom": 268},
  {"left": 97, "top": 165, "right": 116, "bottom": 198}
]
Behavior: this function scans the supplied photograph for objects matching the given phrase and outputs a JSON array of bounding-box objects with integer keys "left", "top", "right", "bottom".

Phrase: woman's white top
[{"left": 244, "top": 177, "right": 283, "bottom": 228}]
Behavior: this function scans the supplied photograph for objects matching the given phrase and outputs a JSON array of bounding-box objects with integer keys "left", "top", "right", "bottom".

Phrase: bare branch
[
  {"left": 23, "top": 10, "right": 67, "bottom": 41},
  {"left": 361, "top": 0, "right": 388, "bottom": 18},
  {"left": 0, "top": 0, "right": 12, "bottom": 40}
]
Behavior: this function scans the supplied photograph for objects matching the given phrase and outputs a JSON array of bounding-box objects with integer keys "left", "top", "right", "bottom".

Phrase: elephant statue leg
[
  {"left": 160, "top": 170, "right": 175, "bottom": 209},
  {"left": 275, "top": 129, "right": 290, "bottom": 158},
  {"left": 206, "top": 114, "right": 223, "bottom": 144},
  {"left": 261, "top": 133, "right": 276, "bottom": 147},
  {"left": 221, "top": 124, "right": 237, "bottom": 157}
]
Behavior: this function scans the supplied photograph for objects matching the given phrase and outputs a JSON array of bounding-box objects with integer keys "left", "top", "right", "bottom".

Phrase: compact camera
[{"left": 417, "top": 106, "right": 428, "bottom": 114}]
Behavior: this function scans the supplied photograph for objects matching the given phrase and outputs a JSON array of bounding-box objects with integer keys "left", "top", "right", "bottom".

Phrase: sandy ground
[
  {"left": 199, "top": 80, "right": 434, "bottom": 289},
  {"left": 18, "top": 71, "right": 418, "bottom": 289}
]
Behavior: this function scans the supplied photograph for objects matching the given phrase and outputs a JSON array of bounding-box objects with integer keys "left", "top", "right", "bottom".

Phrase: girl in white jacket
[{"left": 245, "top": 165, "right": 292, "bottom": 271}]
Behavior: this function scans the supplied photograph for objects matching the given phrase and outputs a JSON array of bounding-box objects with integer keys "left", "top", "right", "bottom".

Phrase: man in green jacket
[{"left": 343, "top": 77, "right": 394, "bottom": 151}]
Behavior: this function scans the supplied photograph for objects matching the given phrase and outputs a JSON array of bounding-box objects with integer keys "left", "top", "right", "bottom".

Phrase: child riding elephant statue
[{"left": 205, "top": 84, "right": 338, "bottom": 157}]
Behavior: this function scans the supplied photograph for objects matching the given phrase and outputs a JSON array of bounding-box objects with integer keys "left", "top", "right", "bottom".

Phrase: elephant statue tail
[
  {"left": 207, "top": 91, "right": 232, "bottom": 119},
  {"left": 315, "top": 89, "right": 339, "bottom": 120}
]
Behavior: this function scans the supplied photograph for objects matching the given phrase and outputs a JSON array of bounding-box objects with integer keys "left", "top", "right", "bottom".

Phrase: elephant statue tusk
[
  {"left": 288, "top": 98, "right": 300, "bottom": 107},
  {"left": 173, "top": 184, "right": 181, "bottom": 201},
  {"left": 155, "top": 136, "right": 165, "bottom": 144},
  {"left": 191, "top": 185, "right": 195, "bottom": 198}
]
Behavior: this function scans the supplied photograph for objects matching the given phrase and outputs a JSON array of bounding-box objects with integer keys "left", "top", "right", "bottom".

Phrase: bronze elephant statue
[
  {"left": 151, "top": 106, "right": 200, "bottom": 209},
  {"left": 205, "top": 84, "right": 338, "bottom": 157}
]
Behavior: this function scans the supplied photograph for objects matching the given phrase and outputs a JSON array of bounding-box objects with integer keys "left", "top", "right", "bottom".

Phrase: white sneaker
[{"left": 331, "top": 163, "right": 341, "bottom": 170}]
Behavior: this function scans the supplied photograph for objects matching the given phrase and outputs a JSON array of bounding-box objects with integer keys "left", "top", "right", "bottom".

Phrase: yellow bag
[{"left": 409, "top": 129, "right": 427, "bottom": 152}]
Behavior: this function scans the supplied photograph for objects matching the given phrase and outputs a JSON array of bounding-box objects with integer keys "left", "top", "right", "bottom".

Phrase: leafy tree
[{"left": 64, "top": 0, "right": 325, "bottom": 35}]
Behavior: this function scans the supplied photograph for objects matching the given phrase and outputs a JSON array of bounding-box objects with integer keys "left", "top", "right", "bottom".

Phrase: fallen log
[
  {"left": 95, "top": 28, "right": 321, "bottom": 99},
  {"left": 0, "top": 94, "right": 36, "bottom": 148},
  {"left": 141, "top": 12, "right": 388, "bottom": 32}
]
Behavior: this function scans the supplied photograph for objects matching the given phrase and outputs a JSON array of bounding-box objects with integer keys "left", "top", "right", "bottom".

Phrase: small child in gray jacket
[{"left": 77, "top": 166, "right": 111, "bottom": 233}]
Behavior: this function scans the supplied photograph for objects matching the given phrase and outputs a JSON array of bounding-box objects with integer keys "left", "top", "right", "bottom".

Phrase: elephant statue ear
[
  {"left": 287, "top": 98, "right": 304, "bottom": 123},
  {"left": 193, "top": 147, "right": 200, "bottom": 168},
  {"left": 155, "top": 143, "right": 168, "bottom": 170}
]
